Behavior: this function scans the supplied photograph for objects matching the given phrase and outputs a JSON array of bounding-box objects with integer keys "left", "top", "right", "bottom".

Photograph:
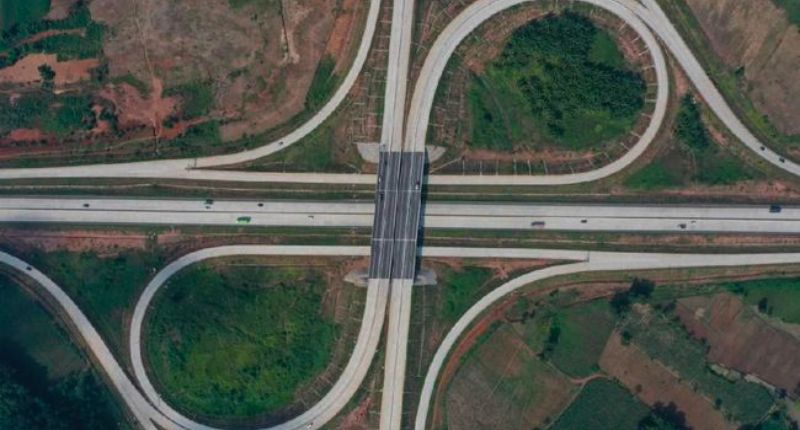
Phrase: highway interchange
[{"left": 0, "top": 0, "right": 799, "bottom": 429}]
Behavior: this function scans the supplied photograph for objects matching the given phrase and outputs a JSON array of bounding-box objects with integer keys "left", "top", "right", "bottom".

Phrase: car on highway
[
  {"left": 236, "top": 216, "right": 252, "bottom": 225},
  {"left": 530, "top": 221, "right": 546, "bottom": 229},
  {"left": 770, "top": 204, "right": 782, "bottom": 213}
]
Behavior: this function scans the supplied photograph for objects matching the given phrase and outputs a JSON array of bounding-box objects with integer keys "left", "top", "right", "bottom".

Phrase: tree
[
  {"left": 630, "top": 278, "right": 655, "bottom": 299},
  {"left": 610, "top": 290, "right": 632, "bottom": 314},
  {"left": 638, "top": 402, "right": 691, "bottom": 430}
]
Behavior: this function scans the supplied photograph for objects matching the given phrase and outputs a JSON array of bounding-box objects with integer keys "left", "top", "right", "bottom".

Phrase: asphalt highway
[{"left": 4, "top": 197, "right": 800, "bottom": 234}]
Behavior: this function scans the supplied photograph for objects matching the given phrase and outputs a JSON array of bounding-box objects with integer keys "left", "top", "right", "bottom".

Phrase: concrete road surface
[
  {"left": 3, "top": 197, "right": 799, "bottom": 234},
  {"left": 413, "top": 249, "right": 800, "bottom": 429}
]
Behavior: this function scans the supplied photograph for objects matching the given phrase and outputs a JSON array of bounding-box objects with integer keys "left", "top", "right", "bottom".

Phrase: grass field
[
  {"left": 624, "top": 95, "right": 754, "bottom": 190},
  {"left": 0, "top": 274, "right": 128, "bottom": 429},
  {"left": 439, "top": 266, "right": 495, "bottom": 323},
  {"left": 551, "top": 378, "right": 649, "bottom": 430},
  {"left": 623, "top": 310, "right": 774, "bottom": 424},
  {"left": 724, "top": 277, "right": 800, "bottom": 324},
  {"left": 549, "top": 300, "right": 617, "bottom": 378},
  {"left": 773, "top": 0, "right": 800, "bottom": 28},
  {"left": 27, "top": 249, "right": 165, "bottom": 359},
  {"left": 0, "top": 0, "right": 49, "bottom": 31},
  {"left": 145, "top": 262, "right": 338, "bottom": 419},
  {"left": 305, "top": 55, "right": 338, "bottom": 111},
  {"left": 468, "top": 12, "right": 645, "bottom": 151}
]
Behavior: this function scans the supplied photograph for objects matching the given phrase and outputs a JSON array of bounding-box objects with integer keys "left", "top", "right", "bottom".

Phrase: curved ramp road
[
  {"left": 0, "top": 246, "right": 589, "bottom": 429},
  {"left": 0, "top": 0, "right": 382, "bottom": 181},
  {"left": 413, "top": 250, "right": 800, "bottom": 429},
  {"left": 0, "top": 251, "right": 174, "bottom": 430},
  {"left": 404, "top": 0, "right": 669, "bottom": 186},
  {"left": 128, "top": 245, "right": 385, "bottom": 430},
  {"left": 0, "top": 0, "right": 794, "bottom": 186},
  {"left": 626, "top": 0, "right": 800, "bottom": 177}
]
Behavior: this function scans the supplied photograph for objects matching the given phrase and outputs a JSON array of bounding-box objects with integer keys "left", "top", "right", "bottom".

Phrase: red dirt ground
[
  {"left": 676, "top": 293, "right": 800, "bottom": 394},
  {"left": 0, "top": 54, "right": 99, "bottom": 87}
]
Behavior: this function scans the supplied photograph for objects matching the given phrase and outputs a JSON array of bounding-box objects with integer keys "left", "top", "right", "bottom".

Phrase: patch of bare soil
[
  {"left": 46, "top": 0, "right": 80, "bottom": 20},
  {"left": 0, "top": 228, "right": 148, "bottom": 256},
  {"left": 5, "top": 129, "right": 46, "bottom": 142},
  {"left": 17, "top": 28, "right": 85, "bottom": 46},
  {"left": 684, "top": 0, "right": 800, "bottom": 135},
  {"left": 98, "top": 79, "right": 177, "bottom": 133},
  {"left": 600, "top": 331, "right": 735, "bottom": 430},
  {"left": 0, "top": 53, "right": 99, "bottom": 87},
  {"left": 89, "top": 0, "right": 357, "bottom": 144},
  {"left": 676, "top": 293, "right": 800, "bottom": 394}
]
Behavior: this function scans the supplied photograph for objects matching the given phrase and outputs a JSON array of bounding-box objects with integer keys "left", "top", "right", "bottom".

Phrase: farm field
[{"left": 441, "top": 274, "right": 800, "bottom": 430}]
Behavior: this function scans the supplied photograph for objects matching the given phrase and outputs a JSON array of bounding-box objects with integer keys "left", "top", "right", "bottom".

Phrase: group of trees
[
  {"left": 501, "top": 12, "right": 645, "bottom": 142},
  {"left": 0, "top": 1, "right": 104, "bottom": 68},
  {"left": 0, "top": 362, "right": 119, "bottom": 430},
  {"left": 610, "top": 277, "right": 656, "bottom": 314},
  {"left": 0, "top": 92, "right": 96, "bottom": 136}
]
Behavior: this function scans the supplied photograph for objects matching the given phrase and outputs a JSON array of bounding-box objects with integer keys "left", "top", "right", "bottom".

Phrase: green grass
[
  {"left": 263, "top": 122, "right": 336, "bottom": 171},
  {"left": 724, "top": 277, "right": 800, "bottom": 324},
  {"left": 305, "top": 55, "right": 338, "bottom": 111},
  {"left": 624, "top": 96, "right": 755, "bottom": 190},
  {"left": 623, "top": 311, "right": 774, "bottom": 424},
  {"left": 468, "top": 12, "right": 645, "bottom": 151},
  {"left": 112, "top": 74, "right": 150, "bottom": 95},
  {"left": 26, "top": 249, "right": 165, "bottom": 359},
  {"left": 439, "top": 266, "right": 495, "bottom": 324},
  {"left": 146, "top": 263, "right": 338, "bottom": 419},
  {"left": 169, "top": 121, "right": 222, "bottom": 157},
  {"left": 549, "top": 300, "right": 617, "bottom": 378},
  {"left": 773, "top": 0, "right": 800, "bottom": 26},
  {"left": 165, "top": 81, "right": 215, "bottom": 119},
  {"left": 0, "top": 0, "right": 49, "bottom": 31},
  {"left": 624, "top": 163, "right": 683, "bottom": 190},
  {"left": 551, "top": 378, "right": 649, "bottom": 430},
  {"left": 0, "top": 274, "right": 128, "bottom": 429},
  {"left": 589, "top": 31, "right": 626, "bottom": 70}
]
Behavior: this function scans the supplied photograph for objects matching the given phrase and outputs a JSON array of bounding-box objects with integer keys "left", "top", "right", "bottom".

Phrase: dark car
[{"left": 770, "top": 204, "right": 782, "bottom": 213}]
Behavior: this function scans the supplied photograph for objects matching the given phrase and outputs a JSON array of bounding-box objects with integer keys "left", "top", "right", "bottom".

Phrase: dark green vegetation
[
  {"left": 0, "top": 92, "right": 95, "bottom": 136},
  {"left": 725, "top": 277, "right": 800, "bottom": 324},
  {"left": 146, "top": 263, "right": 338, "bottom": 418},
  {"left": 165, "top": 82, "right": 215, "bottom": 119},
  {"left": 772, "top": 0, "right": 800, "bottom": 26},
  {"left": 0, "top": 275, "right": 125, "bottom": 429},
  {"left": 0, "top": 3, "right": 104, "bottom": 68},
  {"left": 548, "top": 300, "right": 616, "bottom": 378},
  {"left": 169, "top": 121, "right": 222, "bottom": 157},
  {"left": 624, "top": 95, "right": 754, "bottom": 190},
  {"left": 305, "top": 55, "right": 338, "bottom": 111},
  {"left": 468, "top": 12, "right": 645, "bottom": 151},
  {"left": 439, "top": 266, "right": 495, "bottom": 323},
  {"left": 27, "top": 249, "right": 165, "bottom": 357},
  {"left": 0, "top": 0, "right": 49, "bottom": 32},
  {"left": 551, "top": 378, "right": 650, "bottom": 430}
]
